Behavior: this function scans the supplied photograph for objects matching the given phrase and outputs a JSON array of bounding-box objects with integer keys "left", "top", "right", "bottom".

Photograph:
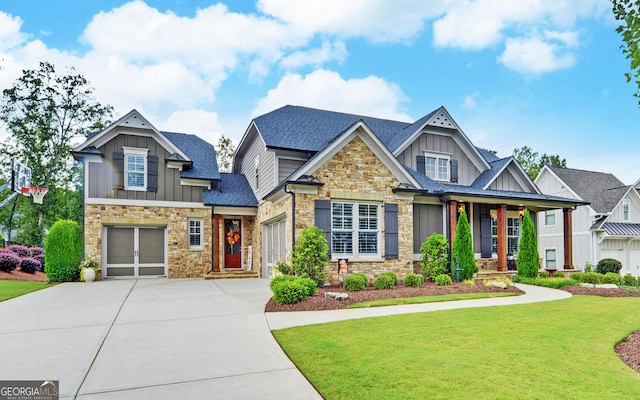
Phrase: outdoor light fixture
[
  {"left": 324, "top": 282, "right": 330, "bottom": 301},
  {"left": 518, "top": 207, "right": 524, "bottom": 217},
  {"left": 458, "top": 203, "right": 464, "bottom": 213}
]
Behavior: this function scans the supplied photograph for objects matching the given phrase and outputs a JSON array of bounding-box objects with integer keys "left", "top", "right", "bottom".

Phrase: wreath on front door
[{"left": 226, "top": 229, "right": 240, "bottom": 245}]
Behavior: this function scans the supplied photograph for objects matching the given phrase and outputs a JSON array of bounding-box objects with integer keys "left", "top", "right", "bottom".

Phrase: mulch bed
[
  {"left": 265, "top": 282, "right": 640, "bottom": 375},
  {"left": 0, "top": 269, "right": 48, "bottom": 282}
]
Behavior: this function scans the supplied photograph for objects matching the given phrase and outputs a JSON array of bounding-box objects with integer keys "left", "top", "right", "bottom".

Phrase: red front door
[{"left": 224, "top": 219, "right": 241, "bottom": 269}]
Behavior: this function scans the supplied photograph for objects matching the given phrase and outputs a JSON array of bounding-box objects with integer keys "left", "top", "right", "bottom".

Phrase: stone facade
[
  {"left": 84, "top": 203, "right": 212, "bottom": 278},
  {"left": 253, "top": 196, "right": 292, "bottom": 277}
]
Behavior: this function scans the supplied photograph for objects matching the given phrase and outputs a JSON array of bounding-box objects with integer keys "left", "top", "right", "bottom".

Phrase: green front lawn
[
  {"left": 274, "top": 296, "right": 640, "bottom": 399},
  {"left": 346, "top": 291, "right": 518, "bottom": 309},
  {"left": 0, "top": 281, "right": 53, "bottom": 302}
]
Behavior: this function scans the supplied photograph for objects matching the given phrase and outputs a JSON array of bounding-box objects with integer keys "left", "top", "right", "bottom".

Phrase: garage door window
[{"left": 188, "top": 219, "right": 203, "bottom": 249}]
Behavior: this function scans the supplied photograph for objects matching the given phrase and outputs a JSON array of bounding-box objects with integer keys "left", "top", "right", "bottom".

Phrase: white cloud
[
  {"left": 280, "top": 41, "right": 347, "bottom": 70},
  {"left": 253, "top": 69, "right": 410, "bottom": 121},
  {"left": 463, "top": 92, "right": 480, "bottom": 109},
  {"left": 159, "top": 109, "right": 224, "bottom": 145},
  {"left": 499, "top": 35, "right": 575, "bottom": 74},
  {"left": 0, "top": 12, "right": 27, "bottom": 51}
]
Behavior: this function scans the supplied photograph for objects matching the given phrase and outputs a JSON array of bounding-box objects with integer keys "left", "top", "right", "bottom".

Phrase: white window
[
  {"left": 254, "top": 155, "right": 260, "bottom": 190},
  {"left": 332, "top": 201, "right": 380, "bottom": 258},
  {"left": 123, "top": 147, "right": 148, "bottom": 191},
  {"left": 623, "top": 199, "right": 630, "bottom": 221},
  {"left": 545, "top": 249, "right": 557, "bottom": 269},
  {"left": 491, "top": 214, "right": 521, "bottom": 254},
  {"left": 545, "top": 211, "right": 556, "bottom": 226},
  {"left": 188, "top": 219, "right": 203, "bottom": 249},
  {"left": 424, "top": 152, "right": 450, "bottom": 181}
]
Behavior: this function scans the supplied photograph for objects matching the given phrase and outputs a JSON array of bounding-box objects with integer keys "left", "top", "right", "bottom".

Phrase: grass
[
  {"left": 273, "top": 296, "right": 640, "bottom": 399},
  {"left": 346, "top": 291, "right": 518, "bottom": 309},
  {"left": 0, "top": 280, "right": 53, "bottom": 302}
]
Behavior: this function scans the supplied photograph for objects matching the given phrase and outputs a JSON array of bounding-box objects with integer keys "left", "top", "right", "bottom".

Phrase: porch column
[
  {"left": 497, "top": 204, "right": 507, "bottom": 271},
  {"left": 563, "top": 208, "right": 573, "bottom": 269},
  {"left": 448, "top": 200, "right": 458, "bottom": 249},
  {"left": 213, "top": 214, "right": 221, "bottom": 272}
]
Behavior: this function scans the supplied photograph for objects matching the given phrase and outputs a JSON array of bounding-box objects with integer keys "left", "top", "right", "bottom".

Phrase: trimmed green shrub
[
  {"left": 272, "top": 280, "right": 307, "bottom": 304},
  {"left": 299, "top": 277, "right": 318, "bottom": 296},
  {"left": 420, "top": 233, "right": 449, "bottom": 282},
  {"left": 435, "top": 274, "right": 452, "bottom": 286},
  {"left": 515, "top": 276, "right": 578, "bottom": 289},
  {"left": 622, "top": 274, "right": 638, "bottom": 286},
  {"left": 570, "top": 272, "right": 583, "bottom": 282},
  {"left": 581, "top": 272, "right": 603, "bottom": 285},
  {"left": 274, "top": 260, "right": 291, "bottom": 276},
  {"left": 552, "top": 271, "right": 565, "bottom": 278},
  {"left": 270, "top": 275, "right": 297, "bottom": 291},
  {"left": 0, "top": 250, "right": 20, "bottom": 272},
  {"left": 379, "top": 272, "right": 398, "bottom": 286},
  {"left": 291, "top": 226, "right": 328, "bottom": 287},
  {"left": 404, "top": 273, "right": 424, "bottom": 288},
  {"left": 516, "top": 209, "right": 539, "bottom": 278},
  {"left": 44, "top": 220, "right": 83, "bottom": 282},
  {"left": 451, "top": 206, "right": 476, "bottom": 281},
  {"left": 344, "top": 274, "right": 367, "bottom": 292},
  {"left": 602, "top": 272, "right": 622, "bottom": 285},
  {"left": 596, "top": 258, "right": 622, "bottom": 274},
  {"left": 463, "top": 279, "right": 475, "bottom": 286},
  {"left": 374, "top": 274, "right": 395, "bottom": 290},
  {"left": 19, "top": 257, "right": 41, "bottom": 274},
  {"left": 539, "top": 270, "right": 549, "bottom": 279},
  {"left": 583, "top": 262, "right": 595, "bottom": 273}
]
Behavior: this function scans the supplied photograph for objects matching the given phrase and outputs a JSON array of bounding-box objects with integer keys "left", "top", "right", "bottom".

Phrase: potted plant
[
  {"left": 507, "top": 252, "right": 515, "bottom": 261},
  {"left": 80, "top": 259, "right": 99, "bottom": 282}
]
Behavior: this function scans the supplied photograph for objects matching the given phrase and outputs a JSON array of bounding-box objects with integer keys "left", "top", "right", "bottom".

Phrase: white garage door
[
  {"left": 263, "top": 219, "right": 286, "bottom": 278},
  {"left": 105, "top": 226, "right": 167, "bottom": 278}
]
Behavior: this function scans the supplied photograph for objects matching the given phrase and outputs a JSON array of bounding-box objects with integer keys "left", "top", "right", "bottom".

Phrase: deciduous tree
[
  {"left": 613, "top": 0, "right": 640, "bottom": 106},
  {"left": 215, "top": 135, "right": 235, "bottom": 173},
  {"left": 513, "top": 146, "right": 566, "bottom": 180}
]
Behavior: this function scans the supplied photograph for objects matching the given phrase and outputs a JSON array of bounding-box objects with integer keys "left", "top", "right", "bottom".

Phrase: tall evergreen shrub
[
  {"left": 451, "top": 206, "right": 476, "bottom": 281},
  {"left": 291, "top": 226, "right": 328, "bottom": 286},
  {"left": 44, "top": 219, "right": 83, "bottom": 282},
  {"left": 516, "top": 209, "right": 539, "bottom": 278},
  {"left": 420, "top": 233, "right": 449, "bottom": 281}
]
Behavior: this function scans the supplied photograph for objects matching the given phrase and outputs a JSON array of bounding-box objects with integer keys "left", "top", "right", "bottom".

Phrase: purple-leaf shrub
[
  {"left": 0, "top": 250, "right": 20, "bottom": 272},
  {"left": 7, "top": 244, "right": 31, "bottom": 258},
  {"left": 20, "top": 257, "right": 41, "bottom": 274},
  {"left": 30, "top": 247, "right": 44, "bottom": 256}
]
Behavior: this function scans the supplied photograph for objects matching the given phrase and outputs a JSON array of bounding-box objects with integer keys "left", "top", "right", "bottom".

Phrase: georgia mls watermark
[{"left": 0, "top": 380, "right": 58, "bottom": 400}]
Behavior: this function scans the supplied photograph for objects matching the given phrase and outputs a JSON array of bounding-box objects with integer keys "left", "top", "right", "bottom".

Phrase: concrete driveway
[{"left": 0, "top": 278, "right": 322, "bottom": 400}]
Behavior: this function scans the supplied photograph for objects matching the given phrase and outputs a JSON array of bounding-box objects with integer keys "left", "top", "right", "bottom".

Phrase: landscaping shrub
[
  {"left": 514, "top": 276, "right": 578, "bottom": 289},
  {"left": 299, "top": 277, "right": 318, "bottom": 296},
  {"left": 581, "top": 272, "right": 603, "bottom": 285},
  {"left": 583, "top": 262, "right": 595, "bottom": 273},
  {"left": 374, "top": 274, "right": 395, "bottom": 290},
  {"left": 516, "top": 209, "right": 539, "bottom": 278},
  {"left": 403, "top": 273, "right": 424, "bottom": 288},
  {"left": 539, "top": 270, "right": 549, "bottom": 279},
  {"left": 463, "top": 279, "right": 475, "bottom": 286},
  {"left": 622, "top": 274, "right": 638, "bottom": 287},
  {"left": 379, "top": 272, "right": 398, "bottom": 286},
  {"left": 344, "top": 274, "right": 368, "bottom": 292},
  {"left": 44, "top": 220, "right": 83, "bottom": 282},
  {"left": 353, "top": 273, "right": 369, "bottom": 287},
  {"left": 291, "top": 226, "right": 328, "bottom": 287},
  {"left": 451, "top": 206, "right": 476, "bottom": 281},
  {"left": 596, "top": 258, "right": 622, "bottom": 275},
  {"left": 570, "top": 272, "right": 583, "bottom": 282},
  {"left": 29, "top": 246, "right": 44, "bottom": 256},
  {"left": 19, "top": 257, "right": 41, "bottom": 274},
  {"left": 435, "top": 274, "right": 452, "bottom": 286},
  {"left": 420, "top": 233, "right": 449, "bottom": 281},
  {"left": 0, "top": 250, "right": 20, "bottom": 272},
  {"left": 274, "top": 260, "right": 291, "bottom": 276},
  {"left": 7, "top": 244, "right": 31, "bottom": 257},
  {"left": 32, "top": 254, "right": 45, "bottom": 271},
  {"left": 602, "top": 272, "right": 622, "bottom": 285},
  {"left": 270, "top": 275, "right": 297, "bottom": 291},
  {"left": 272, "top": 280, "right": 307, "bottom": 304}
]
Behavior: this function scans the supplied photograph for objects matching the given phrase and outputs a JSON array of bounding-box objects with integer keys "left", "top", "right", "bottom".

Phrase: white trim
[
  {"left": 180, "top": 178, "right": 211, "bottom": 189},
  {"left": 86, "top": 197, "right": 209, "bottom": 208},
  {"left": 544, "top": 210, "right": 557, "bottom": 227},
  {"left": 214, "top": 206, "right": 257, "bottom": 216},
  {"left": 544, "top": 247, "right": 558, "bottom": 269},
  {"left": 394, "top": 192, "right": 415, "bottom": 201},
  {"left": 424, "top": 151, "right": 451, "bottom": 181},
  {"left": 123, "top": 147, "right": 148, "bottom": 191},
  {"left": 287, "top": 184, "right": 319, "bottom": 195},
  {"left": 187, "top": 218, "right": 204, "bottom": 250},
  {"left": 331, "top": 200, "right": 382, "bottom": 260},
  {"left": 623, "top": 199, "right": 630, "bottom": 221}
]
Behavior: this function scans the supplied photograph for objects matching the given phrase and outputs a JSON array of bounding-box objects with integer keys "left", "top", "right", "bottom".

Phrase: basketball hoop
[{"left": 21, "top": 187, "right": 48, "bottom": 204}]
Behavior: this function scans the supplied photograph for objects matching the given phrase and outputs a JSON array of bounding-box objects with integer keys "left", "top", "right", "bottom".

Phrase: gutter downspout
[{"left": 284, "top": 184, "right": 296, "bottom": 248}]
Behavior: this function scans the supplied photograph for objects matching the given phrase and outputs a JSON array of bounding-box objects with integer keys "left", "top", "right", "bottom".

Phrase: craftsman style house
[
  {"left": 536, "top": 166, "right": 640, "bottom": 277},
  {"left": 73, "top": 106, "right": 585, "bottom": 281}
]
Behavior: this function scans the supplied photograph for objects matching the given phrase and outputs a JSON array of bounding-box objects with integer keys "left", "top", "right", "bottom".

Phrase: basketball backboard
[{"left": 12, "top": 160, "right": 32, "bottom": 194}]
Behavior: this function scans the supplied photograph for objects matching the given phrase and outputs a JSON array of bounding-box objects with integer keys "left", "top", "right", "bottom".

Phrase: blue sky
[{"left": 1, "top": 0, "right": 639, "bottom": 183}]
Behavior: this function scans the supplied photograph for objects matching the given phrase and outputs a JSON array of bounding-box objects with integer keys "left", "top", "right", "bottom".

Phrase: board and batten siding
[
  {"left": 487, "top": 168, "right": 526, "bottom": 191},
  {"left": 396, "top": 131, "right": 482, "bottom": 185},
  {"left": 413, "top": 204, "right": 444, "bottom": 253},
  {"left": 90, "top": 133, "right": 202, "bottom": 202},
  {"left": 238, "top": 129, "right": 275, "bottom": 200}
]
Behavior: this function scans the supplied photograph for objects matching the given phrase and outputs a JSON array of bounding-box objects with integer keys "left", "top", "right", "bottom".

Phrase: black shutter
[
  {"left": 315, "top": 200, "right": 331, "bottom": 258},
  {"left": 450, "top": 159, "right": 459, "bottom": 183},
  {"left": 417, "top": 155, "right": 425, "bottom": 175},
  {"left": 113, "top": 152, "right": 124, "bottom": 190},
  {"left": 480, "top": 214, "right": 492, "bottom": 258},
  {"left": 385, "top": 203, "right": 399, "bottom": 259},
  {"left": 147, "top": 155, "right": 158, "bottom": 192}
]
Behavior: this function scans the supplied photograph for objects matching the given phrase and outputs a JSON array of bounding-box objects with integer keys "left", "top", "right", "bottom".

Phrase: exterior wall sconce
[
  {"left": 458, "top": 203, "right": 464, "bottom": 213},
  {"left": 518, "top": 207, "right": 524, "bottom": 217}
]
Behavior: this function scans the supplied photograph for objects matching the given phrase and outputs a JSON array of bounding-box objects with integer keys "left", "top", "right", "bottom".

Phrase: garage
[
  {"left": 262, "top": 219, "right": 287, "bottom": 278},
  {"left": 104, "top": 226, "right": 167, "bottom": 278}
]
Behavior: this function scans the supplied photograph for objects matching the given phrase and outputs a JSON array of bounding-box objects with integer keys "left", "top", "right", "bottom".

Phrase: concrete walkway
[{"left": 0, "top": 279, "right": 570, "bottom": 399}]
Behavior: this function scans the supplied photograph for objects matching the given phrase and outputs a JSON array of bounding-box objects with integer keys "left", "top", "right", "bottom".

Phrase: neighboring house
[
  {"left": 72, "top": 109, "right": 257, "bottom": 279},
  {"left": 536, "top": 166, "right": 640, "bottom": 276},
  {"left": 232, "top": 105, "right": 585, "bottom": 281}
]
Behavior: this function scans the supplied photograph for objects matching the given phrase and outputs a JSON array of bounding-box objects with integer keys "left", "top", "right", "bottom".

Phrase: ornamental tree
[
  {"left": 516, "top": 209, "right": 540, "bottom": 278},
  {"left": 451, "top": 206, "right": 477, "bottom": 281}
]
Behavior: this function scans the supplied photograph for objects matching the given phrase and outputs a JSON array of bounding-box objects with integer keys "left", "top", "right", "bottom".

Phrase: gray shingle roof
[
  {"left": 476, "top": 148, "right": 500, "bottom": 163},
  {"left": 204, "top": 173, "right": 258, "bottom": 207},
  {"left": 548, "top": 166, "right": 627, "bottom": 213},
  {"left": 162, "top": 131, "right": 220, "bottom": 181},
  {"left": 600, "top": 222, "right": 640, "bottom": 237},
  {"left": 471, "top": 157, "right": 512, "bottom": 189}
]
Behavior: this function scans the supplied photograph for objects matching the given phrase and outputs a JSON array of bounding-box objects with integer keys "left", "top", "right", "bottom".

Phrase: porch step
[
  {"left": 474, "top": 270, "right": 518, "bottom": 283},
  {"left": 203, "top": 270, "right": 260, "bottom": 280}
]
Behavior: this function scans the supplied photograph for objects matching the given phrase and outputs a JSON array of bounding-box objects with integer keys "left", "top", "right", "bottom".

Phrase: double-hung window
[
  {"left": 188, "top": 219, "right": 203, "bottom": 249},
  {"left": 545, "top": 249, "right": 557, "bottom": 269},
  {"left": 424, "top": 152, "right": 450, "bottom": 181},
  {"left": 332, "top": 202, "right": 380, "bottom": 258},
  {"left": 123, "top": 147, "right": 148, "bottom": 191},
  {"left": 623, "top": 200, "right": 630, "bottom": 221},
  {"left": 544, "top": 211, "right": 556, "bottom": 226},
  {"left": 491, "top": 214, "right": 521, "bottom": 254}
]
